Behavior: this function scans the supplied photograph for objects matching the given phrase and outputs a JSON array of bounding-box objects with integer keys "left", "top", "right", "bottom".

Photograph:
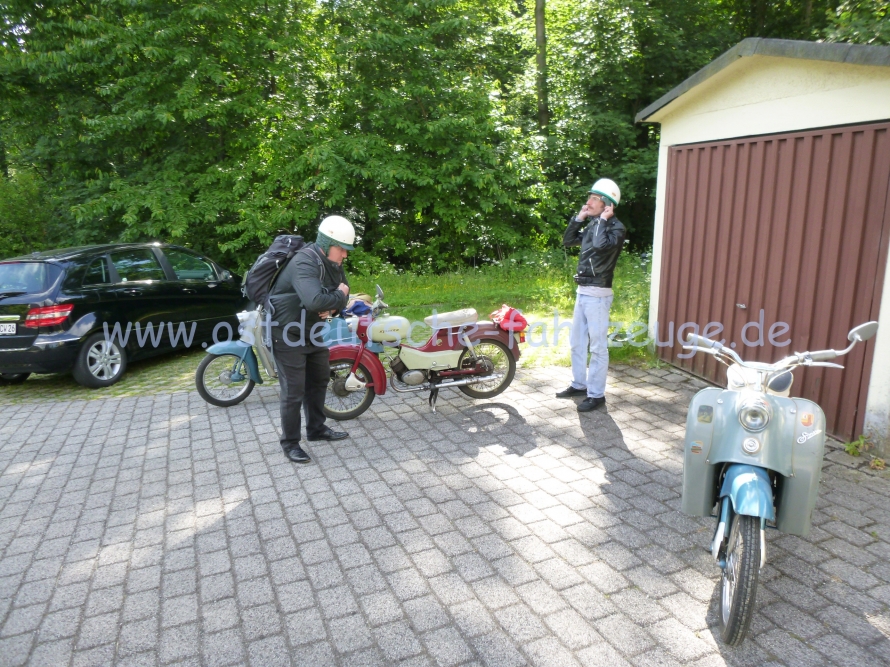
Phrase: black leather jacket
[
  {"left": 563, "top": 214, "right": 627, "bottom": 288},
  {"left": 268, "top": 243, "right": 348, "bottom": 331}
]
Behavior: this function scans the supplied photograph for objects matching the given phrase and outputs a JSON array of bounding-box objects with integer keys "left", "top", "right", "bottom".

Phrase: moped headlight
[{"left": 738, "top": 399, "right": 770, "bottom": 432}]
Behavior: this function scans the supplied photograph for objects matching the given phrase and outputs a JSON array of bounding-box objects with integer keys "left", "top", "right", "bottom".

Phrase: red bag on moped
[{"left": 490, "top": 304, "right": 528, "bottom": 332}]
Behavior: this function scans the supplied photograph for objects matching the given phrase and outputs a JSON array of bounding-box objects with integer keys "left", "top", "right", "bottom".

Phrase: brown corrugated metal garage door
[{"left": 657, "top": 120, "right": 890, "bottom": 442}]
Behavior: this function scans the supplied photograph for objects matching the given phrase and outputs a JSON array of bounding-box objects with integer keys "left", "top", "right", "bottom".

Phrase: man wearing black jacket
[
  {"left": 556, "top": 179, "right": 627, "bottom": 412},
  {"left": 268, "top": 216, "right": 354, "bottom": 463}
]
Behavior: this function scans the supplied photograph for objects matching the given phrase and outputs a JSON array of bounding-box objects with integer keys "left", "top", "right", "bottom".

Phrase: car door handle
[
  {"left": 182, "top": 288, "right": 197, "bottom": 294},
  {"left": 123, "top": 289, "right": 142, "bottom": 296}
]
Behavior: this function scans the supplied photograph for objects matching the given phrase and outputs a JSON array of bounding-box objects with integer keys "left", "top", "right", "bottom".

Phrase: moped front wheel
[
  {"left": 196, "top": 353, "right": 256, "bottom": 407},
  {"left": 457, "top": 339, "right": 516, "bottom": 399},
  {"left": 720, "top": 513, "right": 760, "bottom": 646},
  {"left": 324, "top": 360, "right": 375, "bottom": 420}
]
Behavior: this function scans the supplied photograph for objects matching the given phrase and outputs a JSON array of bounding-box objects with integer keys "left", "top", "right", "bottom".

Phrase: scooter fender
[
  {"left": 329, "top": 345, "right": 388, "bottom": 395},
  {"left": 205, "top": 341, "right": 263, "bottom": 384},
  {"left": 465, "top": 322, "right": 522, "bottom": 360},
  {"left": 720, "top": 464, "right": 775, "bottom": 521}
]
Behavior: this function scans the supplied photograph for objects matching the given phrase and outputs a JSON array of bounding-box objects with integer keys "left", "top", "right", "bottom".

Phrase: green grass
[
  {"left": 351, "top": 249, "right": 654, "bottom": 367},
  {"left": 0, "top": 250, "right": 654, "bottom": 403}
]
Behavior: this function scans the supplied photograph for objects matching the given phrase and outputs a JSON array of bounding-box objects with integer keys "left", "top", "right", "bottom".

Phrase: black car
[{"left": 0, "top": 243, "right": 247, "bottom": 387}]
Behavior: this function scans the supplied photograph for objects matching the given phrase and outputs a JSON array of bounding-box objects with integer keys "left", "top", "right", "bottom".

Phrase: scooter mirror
[
  {"left": 848, "top": 321, "right": 879, "bottom": 343},
  {"left": 376, "top": 284, "right": 384, "bottom": 300}
]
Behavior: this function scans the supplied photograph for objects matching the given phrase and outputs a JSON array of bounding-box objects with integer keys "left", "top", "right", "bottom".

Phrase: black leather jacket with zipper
[{"left": 563, "top": 214, "right": 627, "bottom": 288}]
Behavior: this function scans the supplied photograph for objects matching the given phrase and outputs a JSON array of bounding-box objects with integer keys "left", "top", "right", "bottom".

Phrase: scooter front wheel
[
  {"left": 720, "top": 513, "right": 760, "bottom": 646},
  {"left": 324, "top": 360, "right": 375, "bottom": 420},
  {"left": 457, "top": 339, "right": 516, "bottom": 399},
  {"left": 196, "top": 353, "right": 256, "bottom": 407}
]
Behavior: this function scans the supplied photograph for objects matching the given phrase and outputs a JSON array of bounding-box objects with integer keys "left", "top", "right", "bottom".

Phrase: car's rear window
[{"left": 0, "top": 262, "right": 62, "bottom": 295}]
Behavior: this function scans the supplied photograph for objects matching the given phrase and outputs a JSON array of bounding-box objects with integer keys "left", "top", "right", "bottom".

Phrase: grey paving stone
[
  {"left": 422, "top": 626, "right": 474, "bottom": 666},
  {"left": 374, "top": 620, "right": 424, "bottom": 662}
]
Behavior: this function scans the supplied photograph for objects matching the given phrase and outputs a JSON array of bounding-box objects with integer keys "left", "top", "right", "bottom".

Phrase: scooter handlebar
[
  {"left": 805, "top": 350, "right": 838, "bottom": 362},
  {"left": 685, "top": 333, "right": 722, "bottom": 350}
]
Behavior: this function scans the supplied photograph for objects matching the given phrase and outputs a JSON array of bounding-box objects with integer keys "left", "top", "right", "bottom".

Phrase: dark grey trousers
[{"left": 271, "top": 330, "right": 329, "bottom": 449}]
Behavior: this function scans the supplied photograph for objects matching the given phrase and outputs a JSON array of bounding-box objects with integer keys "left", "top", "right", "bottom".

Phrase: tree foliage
[{"left": 1, "top": 0, "right": 883, "bottom": 270}]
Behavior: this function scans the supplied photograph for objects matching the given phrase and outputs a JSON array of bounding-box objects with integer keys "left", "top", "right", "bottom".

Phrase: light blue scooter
[
  {"left": 681, "top": 321, "right": 878, "bottom": 645},
  {"left": 195, "top": 309, "right": 353, "bottom": 407}
]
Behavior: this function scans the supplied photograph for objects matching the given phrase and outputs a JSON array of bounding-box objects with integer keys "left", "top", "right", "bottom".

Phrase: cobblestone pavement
[{"left": 2, "top": 365, "right": 890, "bottom": 667}]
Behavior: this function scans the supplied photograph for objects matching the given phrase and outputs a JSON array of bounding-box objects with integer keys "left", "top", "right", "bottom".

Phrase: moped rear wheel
[
  {"left": 457, "top": 339, "right": 516, "bottom": 399},
  {"left": 719, "top": 513, "right": 760, "bottom": 646},
  {"left": 196, "top": 353, "right": 256, "bottom": 407},
  {"left": 324, "top": 360, "right": 375, "bottom": 420}
]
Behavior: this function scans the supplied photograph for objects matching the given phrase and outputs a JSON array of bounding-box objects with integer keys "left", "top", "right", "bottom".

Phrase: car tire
[
  {"left": 0, "top": 373, "right": 31, "bottom": 385},
  {"left": 72, "top": 332, "right": 128, "bottom": 388}
]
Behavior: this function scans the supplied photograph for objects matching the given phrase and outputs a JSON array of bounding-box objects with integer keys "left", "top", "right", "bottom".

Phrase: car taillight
[{"left": 25, "top": 304, "right": 74, "bottom": 328}]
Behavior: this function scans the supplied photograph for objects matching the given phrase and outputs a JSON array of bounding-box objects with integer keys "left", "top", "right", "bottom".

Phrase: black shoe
[
  {"left": 284, "top": 445, "right": 312, "bottom": 464},
  {"left": 578, "top": 396, "right": 606, "bottom": 412},
  {"left": 307, "top": 428, "right": 349, "bottom": 442},
  {"left": 556, "top": 386, "right": 586, "bottom": 398}
]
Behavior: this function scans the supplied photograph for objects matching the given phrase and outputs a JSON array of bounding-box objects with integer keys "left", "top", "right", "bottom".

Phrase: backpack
[{"left": 242, "top": 235, "right": 306, "bottom": 308}]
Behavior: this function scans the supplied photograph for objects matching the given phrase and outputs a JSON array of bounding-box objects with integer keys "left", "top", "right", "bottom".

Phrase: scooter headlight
[{"left": 739, "top": 399, "right": 770, "bottom": 432}]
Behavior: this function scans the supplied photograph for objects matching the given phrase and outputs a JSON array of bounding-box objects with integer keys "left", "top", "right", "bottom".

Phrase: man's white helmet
[
  {"left": 589, "top": 178, "right": 621, "bottom": 207},
  {"left": 318, "top": 215, "right": 356, "bottom": 250}
]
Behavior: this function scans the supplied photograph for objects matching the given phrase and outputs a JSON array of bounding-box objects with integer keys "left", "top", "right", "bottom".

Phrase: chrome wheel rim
[
  {"left": 325, "top": 361, "right": 370, "bottom": 415},
  {"left": 202, "top": 355, "right": 252, "bottom": 402},
  {"left": 87, "top": 340, "right": 122, "bottom": 380},
  {"left": 462, "top": 343, "right": 509, "bottom": 392}
]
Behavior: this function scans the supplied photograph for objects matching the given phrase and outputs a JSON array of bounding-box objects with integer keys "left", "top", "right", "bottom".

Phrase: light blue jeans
[{"left": 570, "top": 294, "right": 613, "bottom": 398}]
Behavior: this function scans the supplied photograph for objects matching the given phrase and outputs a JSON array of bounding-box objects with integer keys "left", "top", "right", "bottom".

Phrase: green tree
[
  {"left": 825, "top": 0, "right": 890, "bottom": 44},
  {"left": 262, "top": 0, "right": 539, "bottom": 270}
]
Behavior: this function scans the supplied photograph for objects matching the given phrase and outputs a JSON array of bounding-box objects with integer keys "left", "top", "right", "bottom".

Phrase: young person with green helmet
[{"left": 556, "top": 179, "right": 627, "bottom": 412}]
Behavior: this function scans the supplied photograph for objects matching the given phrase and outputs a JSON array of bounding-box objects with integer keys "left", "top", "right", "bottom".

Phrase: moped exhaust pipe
[{"left": 389, "top": 372, "right": 505, "bottom": 393}]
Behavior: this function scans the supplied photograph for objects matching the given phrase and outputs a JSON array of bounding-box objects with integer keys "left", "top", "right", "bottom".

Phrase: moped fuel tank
[{"left": 368, "top": 315, "right": 412, "bottom": 343}]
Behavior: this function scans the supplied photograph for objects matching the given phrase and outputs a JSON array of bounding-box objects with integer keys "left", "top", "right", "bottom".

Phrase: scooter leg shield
[
  {"left": 205, "top": 341, "right": 263, "bottom": 384},
  {"left": 719, "top": 465, "right": 775, "bottom": 522}
]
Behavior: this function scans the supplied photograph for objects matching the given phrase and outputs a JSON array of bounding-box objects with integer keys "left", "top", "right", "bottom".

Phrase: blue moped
[{"left": 681, "top": 321, "right": 878, "bottom": 645}]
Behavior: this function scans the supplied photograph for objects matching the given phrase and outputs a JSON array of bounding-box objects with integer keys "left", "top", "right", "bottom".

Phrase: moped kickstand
[{"left": 428, "top": 387, "right": 439, "bottom": 413}]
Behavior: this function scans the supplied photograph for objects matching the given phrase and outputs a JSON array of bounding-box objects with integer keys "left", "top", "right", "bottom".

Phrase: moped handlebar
[
  {"left": 805, "top": 350, "right": 838, "bottom": 362},
  {"left": 685, "top": 333, "right": 722, "bottom": 350}
]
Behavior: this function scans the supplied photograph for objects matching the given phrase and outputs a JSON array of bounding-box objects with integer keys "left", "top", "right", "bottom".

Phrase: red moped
[{"left": 324, "top": 286, "right": 525, "bottom": 419}]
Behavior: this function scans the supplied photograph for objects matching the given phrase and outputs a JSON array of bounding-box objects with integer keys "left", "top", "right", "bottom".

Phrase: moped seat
[{"left": 424, "top": 308, "right": 478, "bottom": 329}]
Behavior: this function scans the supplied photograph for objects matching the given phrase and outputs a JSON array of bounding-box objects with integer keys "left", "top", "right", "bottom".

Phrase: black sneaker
[
  {"left": 556, "top": 386, "right": 586, "bottom": 398},
  {"left": 578, "top": 396, "right": 606, "bottom": 412}
]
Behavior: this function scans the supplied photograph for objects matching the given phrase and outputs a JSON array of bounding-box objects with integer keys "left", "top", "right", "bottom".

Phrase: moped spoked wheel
[
  {"left": 196, "top": 353, "right": 256, "bottom": 407},
  {"left": 324, "top": 360, "right": 375, "bottom": 420},
  {"left": 720, "top": 514, "right": 761, "bottom": 646},
  {"left": 457, "top": 339, "right": 516, "bottom": 399}
]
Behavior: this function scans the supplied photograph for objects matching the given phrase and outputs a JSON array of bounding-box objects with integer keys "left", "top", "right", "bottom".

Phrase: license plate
[{"left": 0, "top": 323, "right": 16, "bottom": 335}]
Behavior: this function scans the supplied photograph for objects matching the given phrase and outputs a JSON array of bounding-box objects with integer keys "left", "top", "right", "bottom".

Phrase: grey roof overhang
[{"left": 635, "top": 37, "right": 890, "bottom": 124}]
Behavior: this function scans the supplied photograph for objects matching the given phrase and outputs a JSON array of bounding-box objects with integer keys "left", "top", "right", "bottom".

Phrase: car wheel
[
  {"left": 0, "top": 373, "right": 31, "bottom": 385},
  {"left": 72, "top": 332, "right": 128, "bottom": 388}
]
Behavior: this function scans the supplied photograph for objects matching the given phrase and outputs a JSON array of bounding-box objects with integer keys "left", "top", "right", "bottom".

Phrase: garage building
[{"left": 636, "top": 38, "right": 890, "bottom": 453}]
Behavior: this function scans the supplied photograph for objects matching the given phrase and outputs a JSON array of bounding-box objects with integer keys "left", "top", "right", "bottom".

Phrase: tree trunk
[
  {"left": 535, "top": 0, "right": 549, "bottom": 135},
  {"left": 0, "top": 139, "right": 7, "bottom": 178}
]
